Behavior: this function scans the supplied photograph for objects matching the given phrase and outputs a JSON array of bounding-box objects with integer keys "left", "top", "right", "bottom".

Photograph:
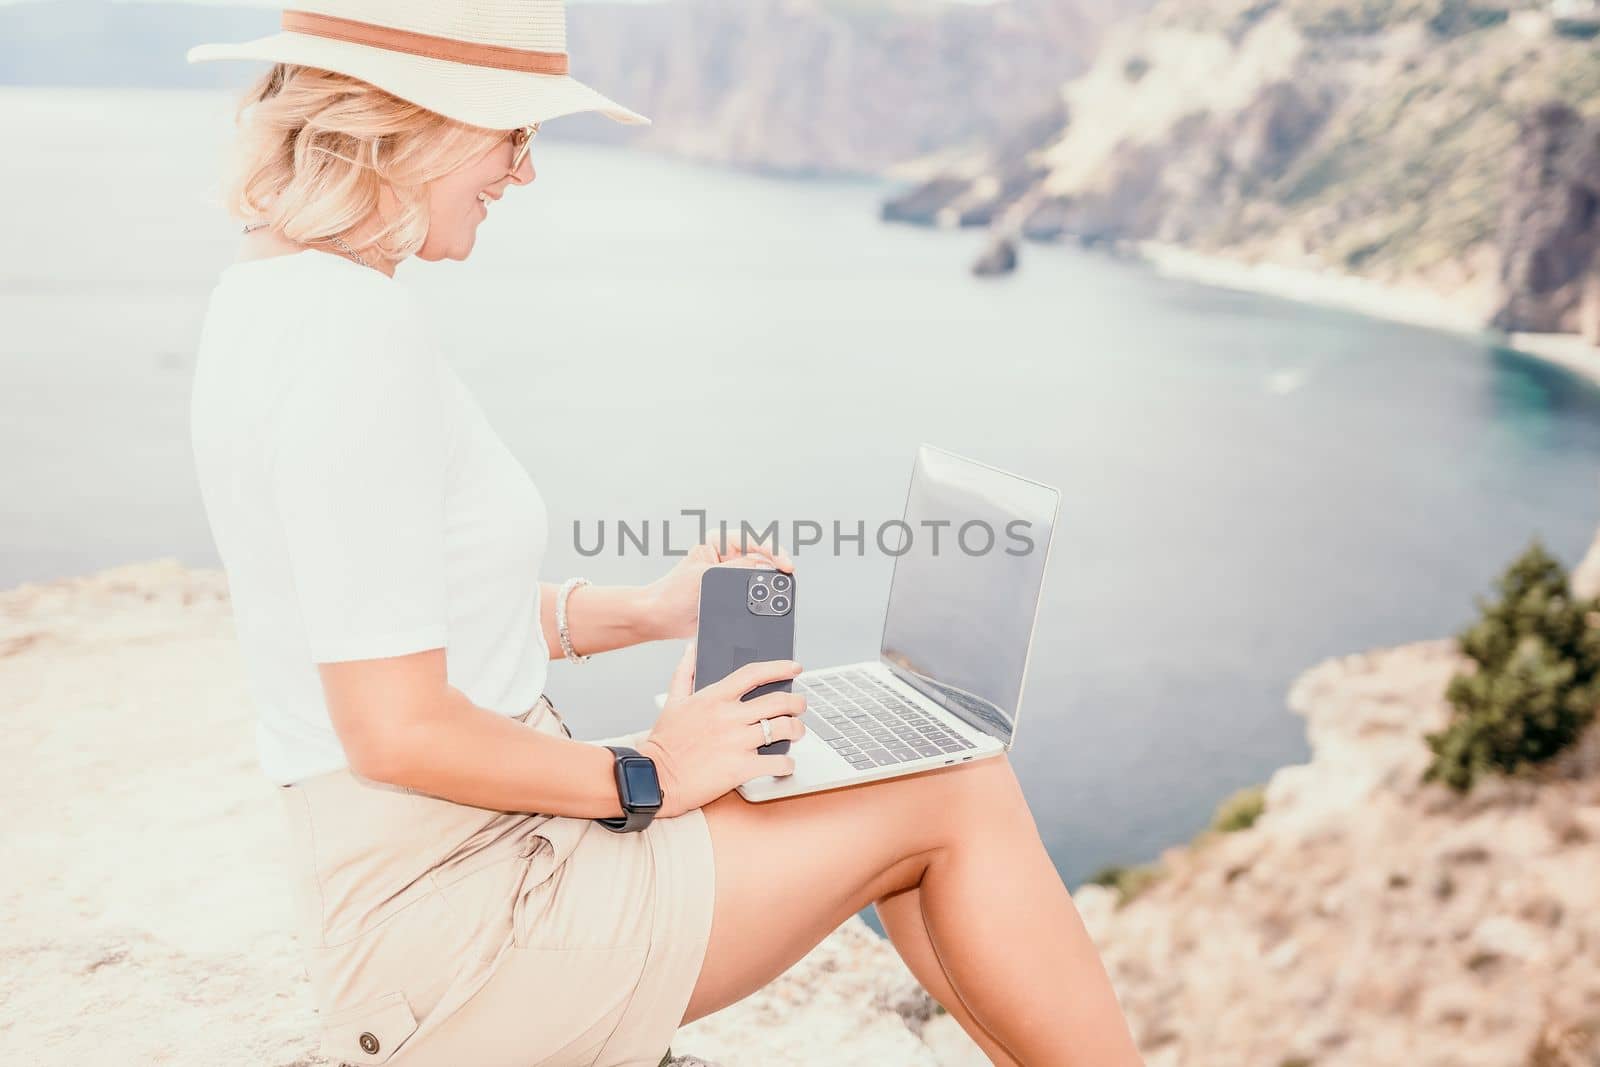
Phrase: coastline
[{"left": 1133, "top": 240, "right": 1600, "bottom": 388}]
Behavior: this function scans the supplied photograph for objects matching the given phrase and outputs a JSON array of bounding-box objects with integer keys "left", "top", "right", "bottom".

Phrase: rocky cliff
[
  {"left": 884, "top": 0, "right": 1600, "bottom": 333},
  {"left": 1494, "top": 102, "right": 1600, "bottom": 337},
  {"left": 4, "top": 552, "right": 1598, "bottom": 1064},
  {"left": 1056, "top": 527, "right": 1600, "bottom": 1066},
  {"left": 1078, "top": 637, "right": 1600, "bottom": 1067},
  {"left": 559, "top": 0, "right": 1133, "bottom": 174}
]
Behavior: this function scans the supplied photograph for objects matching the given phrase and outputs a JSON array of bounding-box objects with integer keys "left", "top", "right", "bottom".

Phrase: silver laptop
[{"left": 735, "top": 444, "right": 1061, "bottom": 801}]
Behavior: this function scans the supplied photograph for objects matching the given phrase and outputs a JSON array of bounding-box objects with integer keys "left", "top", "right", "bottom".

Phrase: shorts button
[{"left": 359, "top": 1032, "right": 380, "bottom": 1055}]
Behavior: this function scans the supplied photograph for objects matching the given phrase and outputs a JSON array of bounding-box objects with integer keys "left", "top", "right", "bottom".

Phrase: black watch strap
[{"left": 596, "top": 745, "right": 661, "bottom": 833}]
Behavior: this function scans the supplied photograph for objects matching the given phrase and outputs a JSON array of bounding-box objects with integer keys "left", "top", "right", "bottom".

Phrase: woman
[{"left": 186, "top": 2, "right": 1144, "bottom": 1065}]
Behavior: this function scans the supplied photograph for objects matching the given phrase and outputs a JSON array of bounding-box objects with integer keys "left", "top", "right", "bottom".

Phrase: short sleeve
[{"left": 266, "top": 296, "right": 453, "bottom": 663}]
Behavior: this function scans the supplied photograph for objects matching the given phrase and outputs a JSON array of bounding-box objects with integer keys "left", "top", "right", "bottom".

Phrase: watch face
[{"left": 621, "top": 757, "right": 663, "bottom": 809}]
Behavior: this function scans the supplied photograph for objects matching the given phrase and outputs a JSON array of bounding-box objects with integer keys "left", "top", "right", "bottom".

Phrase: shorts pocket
[
  {"left": 389, "top": 943, "right": 648, "bottom": 1067},
  {"left": 319, "top": 990, "right": 419, "bottom": 1064},
  {"left": 528, "top": 945, "right": 650, "bottom": 1067}
]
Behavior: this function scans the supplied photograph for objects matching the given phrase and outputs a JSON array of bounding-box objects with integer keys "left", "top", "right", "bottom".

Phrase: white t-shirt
[{"left": 189, "top": 249, "right": 550, "bottom": 784}]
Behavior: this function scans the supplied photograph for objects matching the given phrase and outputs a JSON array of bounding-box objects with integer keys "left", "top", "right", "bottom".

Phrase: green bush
[
  {"left": 1210, "top": 785, "right": 1267, "bottom": 833},
  {"left": 1086, "top": 863, "right": 1164, "bottom": 907},
  {"left": 1424, "top": 540, "right": 1600, "bottom": 792}
]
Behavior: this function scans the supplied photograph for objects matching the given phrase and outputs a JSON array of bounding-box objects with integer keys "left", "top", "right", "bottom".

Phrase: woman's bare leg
[
  {"left": 681, "top": 754, "right": 1142, "bottom": 1066},
  {"left": 874, "top": 883, "right": 1020, "bottom": 1065}
]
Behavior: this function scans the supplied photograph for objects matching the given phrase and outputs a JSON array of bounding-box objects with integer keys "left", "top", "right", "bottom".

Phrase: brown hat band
[{"left": 280, "top": 10, "right": 570, "bottom": 76}]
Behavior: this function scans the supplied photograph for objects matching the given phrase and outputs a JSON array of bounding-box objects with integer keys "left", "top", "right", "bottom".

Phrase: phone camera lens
[
  {"left": 749, "top": 582, "right": 770, "bottom": 602},
  {"left": 771, "top": 573, "right": 791, "bottom": 593},
  {"left": 770, "top": 594, "right": 790, "bottom": 614}
]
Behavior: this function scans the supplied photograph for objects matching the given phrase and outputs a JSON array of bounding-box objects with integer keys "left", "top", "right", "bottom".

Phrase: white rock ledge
[{"left": 0, "top": 560, "right": 978, "bottom": 1066}]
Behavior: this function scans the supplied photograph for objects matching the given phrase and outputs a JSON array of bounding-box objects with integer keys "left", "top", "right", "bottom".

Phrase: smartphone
[{"left": 694, "top": 566, "right": 797, "bottom": 756}]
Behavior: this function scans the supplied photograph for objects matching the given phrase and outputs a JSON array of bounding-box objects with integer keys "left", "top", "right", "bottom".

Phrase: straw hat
[{"left": 186, "top": 1, "right": 648, "bottom": 130}]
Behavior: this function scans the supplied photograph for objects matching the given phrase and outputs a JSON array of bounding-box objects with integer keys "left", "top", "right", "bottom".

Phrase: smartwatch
[{"left": 595, "top": 745, "right": 662, "bottom": 833}]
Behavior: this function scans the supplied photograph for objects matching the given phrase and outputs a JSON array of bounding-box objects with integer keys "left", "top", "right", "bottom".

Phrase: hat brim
[{"left": 187, "top": 32, "right": 649, "bottom": 128}]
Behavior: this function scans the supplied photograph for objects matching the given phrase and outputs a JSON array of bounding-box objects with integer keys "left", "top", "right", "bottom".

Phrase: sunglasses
[{"left": 509, "top": 123, "right": 540, "bottom": 173}]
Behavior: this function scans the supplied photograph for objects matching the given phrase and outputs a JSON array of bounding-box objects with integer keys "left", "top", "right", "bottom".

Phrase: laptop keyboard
[{"left": 795, "top": 668, "right": 977, "bottom": 770}]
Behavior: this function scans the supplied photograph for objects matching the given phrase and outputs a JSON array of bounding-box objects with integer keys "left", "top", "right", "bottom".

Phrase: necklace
[
  {"left": 240, "top": 220, "right": 375, "bottom": 270},
  {"left": 326, "top": 234, "right": 372, "bottom": 269}
]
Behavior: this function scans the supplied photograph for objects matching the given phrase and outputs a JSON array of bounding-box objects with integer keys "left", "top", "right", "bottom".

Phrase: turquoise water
[{"left": 6, "top": 89, "right": 1600, "bottom": 927}]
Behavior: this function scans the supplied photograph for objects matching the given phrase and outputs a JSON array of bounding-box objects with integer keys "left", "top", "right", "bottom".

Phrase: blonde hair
[{"left": 222, "top": 64, "right": 505, "bottom": 262}]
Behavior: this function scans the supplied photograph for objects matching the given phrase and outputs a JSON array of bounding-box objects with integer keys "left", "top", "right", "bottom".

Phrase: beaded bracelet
[{"left": 556, "top": 576, "right": 592, "bottom": 663}]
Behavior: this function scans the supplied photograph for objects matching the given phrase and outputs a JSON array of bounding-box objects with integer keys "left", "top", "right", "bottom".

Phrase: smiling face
[{"left": 409, "top": 128, "right": 537, "bottom": 263}]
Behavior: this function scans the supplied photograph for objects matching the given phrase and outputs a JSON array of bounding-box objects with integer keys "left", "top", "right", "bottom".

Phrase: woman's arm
[
  {"left": 538, "top": 580, "right": 663, "bottom": 661},
  {"left": 319, "top": 643, "right": 804, "bottom": 818},
  {"left": 317, "top": 643, "right": 802, "bottom": 816},
  {"left": 542, "top": 535, "right": 795, "bottom": 660},
  {"left": 319, "top": 646, "right": 632, "bottom": 816}
]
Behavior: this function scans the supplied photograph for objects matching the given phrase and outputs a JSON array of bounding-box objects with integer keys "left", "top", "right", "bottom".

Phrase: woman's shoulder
[
  {"left": 202, "top": 251, "right": 437, "bottom": 390},
  {"left": 217, "top": 249, "right": 407, "bottom": 304},
  {"left": 214, "top": 252, "right": 424, "bottom": 342}
]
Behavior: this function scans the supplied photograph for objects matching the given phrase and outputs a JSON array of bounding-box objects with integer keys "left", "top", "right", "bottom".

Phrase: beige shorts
[{"left": 278, "top": 695, "right": 716, "bottom": 1067}]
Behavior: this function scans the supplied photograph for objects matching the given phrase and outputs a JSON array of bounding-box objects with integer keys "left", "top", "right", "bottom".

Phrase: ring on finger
[{"left": 759, "top": 717, "right": 774, "bottom": 745}]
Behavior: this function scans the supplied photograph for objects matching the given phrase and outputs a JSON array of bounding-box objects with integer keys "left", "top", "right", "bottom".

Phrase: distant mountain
[
  {"left": 0, "top": 0, "right": 276, "bottom": 88},
  {"left": 882, "top": 0, "right": 1600, "bottom": 332},
  {"left": 560, "top": 0, "right": 1140, "bottom": 173},
  {"left": 0, "top": 0, "right": 1142, "bottom": 175}
]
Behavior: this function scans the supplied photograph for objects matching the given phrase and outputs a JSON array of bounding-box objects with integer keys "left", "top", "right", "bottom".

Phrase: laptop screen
[{"left": 878, "top": 445, "right": 1060, "bottom": 746}]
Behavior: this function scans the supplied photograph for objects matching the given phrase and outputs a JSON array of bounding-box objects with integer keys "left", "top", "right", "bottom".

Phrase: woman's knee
[
  {"left": 700, "top": 751, "right": 1025, "bottom": 869},
  {"left": 896, "top": 754, "right": 1039, "bottom": 857},
  {"left": 964, "top": 753, "right": 1037, "bottom": 819},
  {"left": 851, "top": 753, "right": 1028, "bottom": 859},
  {"left": 856, "top": 757, "right": 1025, "bottom": 894},
  {"left": 909, "top": 750, "right": 1025, "bottom": 812}
]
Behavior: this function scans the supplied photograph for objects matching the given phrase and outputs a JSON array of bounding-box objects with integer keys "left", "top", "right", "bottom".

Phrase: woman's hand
[
  {"left": 637, "top": 643, "right": 807, "bottom": 818},
  {"left": 644, "top": 531, "right": 794, "bottom": 642}
]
